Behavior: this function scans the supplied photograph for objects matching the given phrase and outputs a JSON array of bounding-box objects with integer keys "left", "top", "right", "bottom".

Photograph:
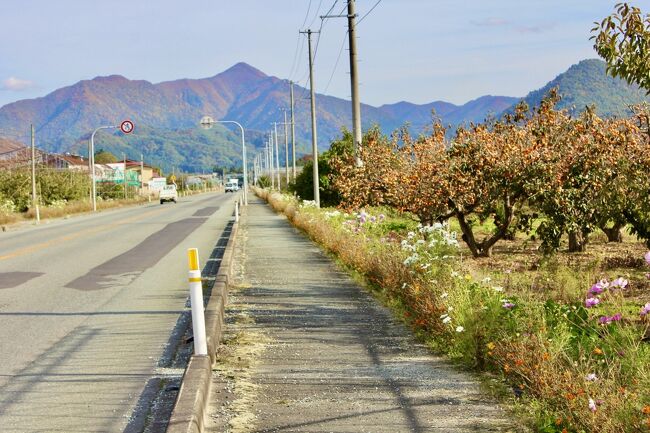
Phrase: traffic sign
[{"left": 120, "top": 120, "right": 134, "bottom": 134}]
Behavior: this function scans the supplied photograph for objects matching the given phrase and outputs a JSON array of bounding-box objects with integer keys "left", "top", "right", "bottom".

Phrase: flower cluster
[
  {"left": 599, "top": 313, "right": 622, "bottom": 325},
  {"left": 341, "top": 209, "right": 386, "bottom": 234},
  {"left": 401, "top": 222, "right": 458, "bottom": 268},
  {"left": 300, "top": 200, "right": 317, "bottom": 208},
  {"left": 584, "top": 277, "right": 627, "bottom": 309}
]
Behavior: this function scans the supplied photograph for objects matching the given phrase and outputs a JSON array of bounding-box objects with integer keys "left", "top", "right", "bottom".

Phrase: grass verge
[{"left": 255, "top": 187, "right": 650, "bottom": 433}]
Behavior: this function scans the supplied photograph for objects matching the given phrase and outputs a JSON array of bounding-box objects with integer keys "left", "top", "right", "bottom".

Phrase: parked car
[{"left": 159, "top": 184, "right": 178, "bottom": 204}]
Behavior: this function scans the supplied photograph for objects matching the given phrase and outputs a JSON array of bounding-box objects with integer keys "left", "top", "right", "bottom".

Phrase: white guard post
[
  {"left": 187, "top": 248, "right": 208, "bottom": 356},
  {"left": 235, "top": 201, "right": 239, "bottom": 223}
]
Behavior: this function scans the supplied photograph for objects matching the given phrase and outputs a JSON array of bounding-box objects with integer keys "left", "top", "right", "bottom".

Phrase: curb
[{"left": 166, "top": 200, "right": 241, "bottom": 433}]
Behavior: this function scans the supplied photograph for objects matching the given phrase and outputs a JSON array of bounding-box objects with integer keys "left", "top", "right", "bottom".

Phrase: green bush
[{"left": 289, "top": 129, "right": 352, "bottom": 207}]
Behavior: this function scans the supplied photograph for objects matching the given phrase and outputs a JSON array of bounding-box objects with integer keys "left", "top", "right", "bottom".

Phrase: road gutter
[{"left": 166, "top": 201, "right": 240, "bottom": 433}]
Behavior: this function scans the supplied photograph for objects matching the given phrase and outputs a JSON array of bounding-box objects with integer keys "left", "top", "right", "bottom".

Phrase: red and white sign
[{"left": 120, "top": 120, "right": 134, "bottom": 134}]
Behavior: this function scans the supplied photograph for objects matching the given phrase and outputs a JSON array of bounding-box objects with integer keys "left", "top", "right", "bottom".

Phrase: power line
[
  {"left": 308, "top": 0, "right": 325, "bottom": 28},
  {"left": 296, "top": 1, "right": 341, "bottom": 100},
  {"left": 322, "top": 30, "right": 348, "bottom": 95},
  {"left": 288, "top": 33, "right": 306, "bottom": 81},
  {"left": 300, "top": 0, "right": 313, "bottom": 28},
  {"left": 290, "top": 0, "right": 315, "bottom": 81},
  {"left": 357, "top": 0, "right": 382, "bottom": 25}
]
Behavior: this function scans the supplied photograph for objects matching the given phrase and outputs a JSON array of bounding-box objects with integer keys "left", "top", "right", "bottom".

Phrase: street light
[
  {"left": 200, "top": 116, "right": 248, "bottom": 205},
  {"left": 89, "top": 125, "right": 118, "bottom": 211}
]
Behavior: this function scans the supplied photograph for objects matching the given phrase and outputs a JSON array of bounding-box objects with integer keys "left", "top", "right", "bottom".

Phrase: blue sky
[{"left": 1, "top": 1, "right": 648, "bottom": 108}]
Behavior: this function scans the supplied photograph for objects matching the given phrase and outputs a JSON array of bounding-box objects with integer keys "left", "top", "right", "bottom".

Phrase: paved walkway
[{"left": 206, "top": 198, "right": 517, "bottom": 433}]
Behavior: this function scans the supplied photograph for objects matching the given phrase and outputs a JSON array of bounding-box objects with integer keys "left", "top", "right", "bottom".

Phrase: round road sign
[{"left": 120, "top": 120, "right": 134, "bottom": 134}]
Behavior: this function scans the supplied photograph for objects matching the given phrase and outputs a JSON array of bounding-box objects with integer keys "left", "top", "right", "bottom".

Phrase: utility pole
[
  {"left": 300, "top": 29, "right": 320, "bottom": 207},
  {"left": 283, "top": 109, "right": 289, "bottom": 185},
  {"left": 273, "top": 122, "right": 280, "bottom": 189},
  {"left": 30, "top": 124, "right": 40, "bottom": 223},
  {"left": 290, "top": 80, "right": 296, "bottom": 180},
  {"left": 268, "top": 133, "right": 275, "bottom": 189},
  {"left": 347, "top": 0, "right": 363, "bottom": 166},
  {"left": 321, "top": 1, "right": 363, "bottom": 166}
]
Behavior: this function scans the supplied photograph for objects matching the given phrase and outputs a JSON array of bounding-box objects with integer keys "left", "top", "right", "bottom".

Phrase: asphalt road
[{"left": 0, "top": 191, "right": 238, "bottom": 432}]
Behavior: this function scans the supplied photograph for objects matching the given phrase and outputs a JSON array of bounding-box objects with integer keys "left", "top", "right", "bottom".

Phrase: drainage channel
[{"left": 122, "top": 222, "right": 233, "bottom": 433}]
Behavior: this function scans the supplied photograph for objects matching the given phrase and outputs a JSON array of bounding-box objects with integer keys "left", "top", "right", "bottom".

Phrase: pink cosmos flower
[
  {"left": 610, "top": 277, "right": 628, "bottom": 289},
  {"left": 599, "top": 313, "right": 622, "bottom": 324},
  {"left": 588, "top": 398, "right": 597, "bottom": 412},
  {"left": 640, "top": 302, "right": 650, "bottom": 317},
  {"left": 585, "top": 298, "right": 600, "bottom": 308},
  {"left": 645, "top": 251, "right": 650, "bottom": 266},
  {"left": 502, "top": 302, "right": 516, "bottom": 309},
  {"left": 588, "top": 283, "right": 606, "bottom": 296}
]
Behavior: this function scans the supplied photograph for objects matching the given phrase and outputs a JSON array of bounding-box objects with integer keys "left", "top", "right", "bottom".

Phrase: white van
[
  {"left": 225, "top": 180, "right": 239, "bottom": 193},
  {"left": 159, "top": 184, "right": 178, "bottom": 204}
]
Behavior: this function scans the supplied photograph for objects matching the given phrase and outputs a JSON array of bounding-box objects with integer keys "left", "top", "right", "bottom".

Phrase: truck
[
  {"left": 159, "top": 184, "right": 178, "bottom": 204},
  {"left": 224, "top": 178, "right": 239, "bottom": 193}
]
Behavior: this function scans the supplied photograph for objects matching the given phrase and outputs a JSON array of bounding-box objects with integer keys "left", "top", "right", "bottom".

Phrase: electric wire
[
  {"left": 308, "top": 0, "right": 325, "bottom": 28},
  {"left": 357, "top": 0, "right": 382, "bottom": 25},
  {"left": 322, "top": 29, "right": 348, "bottom": 95},
  {"left": 301, "top": 0, "right": 313, "bottom": 28}
]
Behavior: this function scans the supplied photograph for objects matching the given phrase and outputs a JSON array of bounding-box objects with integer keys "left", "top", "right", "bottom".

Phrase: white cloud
[
  {"left": 470, "top": 17, "right": 509, "bottom": 27},
  {"left": 1, "top": 77, "right": 36, "bottom": 91}
]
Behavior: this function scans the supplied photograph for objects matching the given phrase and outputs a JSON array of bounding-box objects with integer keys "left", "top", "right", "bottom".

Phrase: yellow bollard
[{"left": 187, "top": 248, "right": 207, "bottom": 356}]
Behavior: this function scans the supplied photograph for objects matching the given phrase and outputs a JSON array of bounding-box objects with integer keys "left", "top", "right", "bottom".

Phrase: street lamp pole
[
  {"left": 89, "top": 125, "right": 117, "bottom": 211},
  {"left": 199, "top": 117, "right": 248, "bottom": 205}
]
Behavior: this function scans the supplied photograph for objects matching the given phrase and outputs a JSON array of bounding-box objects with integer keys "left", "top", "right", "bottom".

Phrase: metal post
[
  {"left": 290, "top": 81, "right": 296, "bottom": 180},
  {"left": 123, "top": 153, "right": 127, "bottom": 200},
  {"left": 301, "top": 29, "right": 320, "bottom": 207},
  {"left": 187, "top": 248, "right": 208, "bottom": 356},
  {"left": 89, "top": 125, "right": 116, "bottom": 212},
  {"left": 31, "top": 124, "right": 40, "bottom": 223},
  {"left": 140, "top": 153, "right": 144, "bottom": 195},
  {"left": 283, "top": 110, "right": 289, "bottom": 185},
  {"left": 273, "top": 122, "right": 280, "bottom": 189},
  {"left": 269, "top": 133, "right": 275, "bottom": 189},
  {"left": 348, "top": 0, "right": 363, "bottom": 167}
]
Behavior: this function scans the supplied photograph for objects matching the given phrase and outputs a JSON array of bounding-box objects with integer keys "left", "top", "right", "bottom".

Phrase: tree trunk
[
  {"left": 568, "top": 230, "right": 587, "bottom": 252},
  {"left": 601, "top": 223, "right": 624, "bottom": 243}
]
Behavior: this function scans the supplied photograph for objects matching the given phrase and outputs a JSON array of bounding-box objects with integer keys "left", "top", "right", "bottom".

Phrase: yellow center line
[{"left": 0, "top": 207, "right": 167, "bottom": 261}]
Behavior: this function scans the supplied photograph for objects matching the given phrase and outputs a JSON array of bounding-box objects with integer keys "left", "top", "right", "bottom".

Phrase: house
[{"left": 46, "top": 153, "right": 89, "bottom": 171}]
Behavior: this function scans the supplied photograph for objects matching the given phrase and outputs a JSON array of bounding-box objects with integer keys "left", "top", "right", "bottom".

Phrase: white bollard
[
  {"left": 235, "top": 201, "right": 239, "bottom": 223},
  {"left": 187, "top": 248, "right": 208, "bottom": 356}
]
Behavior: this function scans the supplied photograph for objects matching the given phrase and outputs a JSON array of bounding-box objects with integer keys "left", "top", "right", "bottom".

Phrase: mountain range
[{"left": 0, "top": 59, "right": 646, "bottom": 172}]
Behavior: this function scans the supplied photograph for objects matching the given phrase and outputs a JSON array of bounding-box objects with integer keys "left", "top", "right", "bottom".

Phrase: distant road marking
[{"left": 0, "top": 208, "right": 167, "bottom": 262}]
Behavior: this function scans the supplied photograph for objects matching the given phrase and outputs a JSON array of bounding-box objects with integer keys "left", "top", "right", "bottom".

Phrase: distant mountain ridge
[
  {"left": 0, "top": 59, "right": 645, "bottom": 171},
  {"left": 517, "top": 59, "right": 648, "bottom": 117}
]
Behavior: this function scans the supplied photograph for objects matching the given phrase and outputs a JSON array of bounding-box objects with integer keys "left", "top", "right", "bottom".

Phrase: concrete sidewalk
[{"left": 206, "top": 198, "right": 517, "bottom": 433}]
